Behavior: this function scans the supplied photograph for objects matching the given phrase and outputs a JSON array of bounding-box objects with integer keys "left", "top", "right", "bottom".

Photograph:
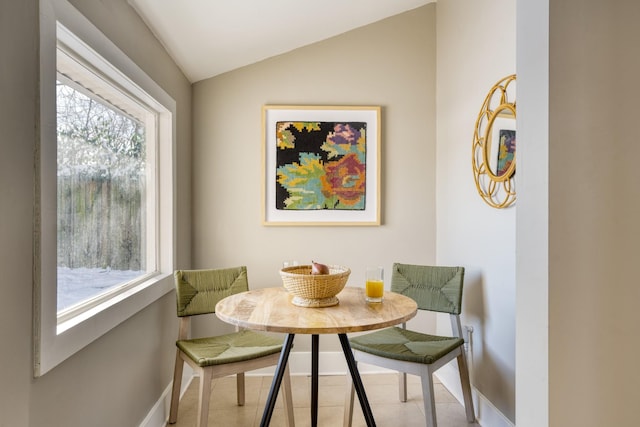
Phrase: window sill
[
  {"left": 35, "top": 273, "right": 174, "bottom": 376},
  {"left": 57, "top": 273, "right": 172, "bottom": 335}
]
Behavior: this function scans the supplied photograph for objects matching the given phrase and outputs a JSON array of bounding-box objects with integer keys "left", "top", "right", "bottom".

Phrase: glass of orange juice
[{"left": 365, "top": 266, "right": 384, "bottom": 303}]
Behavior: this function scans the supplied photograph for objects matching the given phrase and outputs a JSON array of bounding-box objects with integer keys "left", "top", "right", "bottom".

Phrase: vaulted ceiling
[{"left": 129, "top": 0, "right": 433, "bottom": 83}]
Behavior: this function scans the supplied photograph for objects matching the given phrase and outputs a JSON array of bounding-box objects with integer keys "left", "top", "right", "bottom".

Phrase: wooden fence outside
[{"left": 57, "top": 175, "right": 145, "bottom": 271}]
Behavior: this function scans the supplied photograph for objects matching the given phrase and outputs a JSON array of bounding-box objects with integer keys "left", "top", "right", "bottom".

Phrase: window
[
  {"left": 35, "top": 0, "right": 176, "bottom": 376},
  {"left": 56, "top": 44, "right": 157, "bottom": 321}
]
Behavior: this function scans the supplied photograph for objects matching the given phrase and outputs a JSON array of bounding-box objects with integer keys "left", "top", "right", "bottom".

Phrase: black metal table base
[
  {"left": 259, "top": 333, "right": 376, "bottom": 427},
  {"left": 260, "top": 333, "right": 295, "bottom": 426}
]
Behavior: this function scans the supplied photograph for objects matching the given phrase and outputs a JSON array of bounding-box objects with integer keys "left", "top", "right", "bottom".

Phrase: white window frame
[{"left": 35, "top": 0, "right": 176, "bottom": 376}]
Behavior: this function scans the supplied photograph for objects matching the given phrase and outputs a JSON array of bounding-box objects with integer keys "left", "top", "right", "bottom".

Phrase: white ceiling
[{"left": 129, "top": 0, "right": 433, "bottom": 83}]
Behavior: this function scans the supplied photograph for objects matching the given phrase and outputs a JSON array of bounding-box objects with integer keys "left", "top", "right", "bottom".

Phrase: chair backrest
[
  {"left": 174, "top": 266, "right": 249, "bottom": 317},
  {"left": 390, "top": 263, "right": 464, "bottom": 315}
]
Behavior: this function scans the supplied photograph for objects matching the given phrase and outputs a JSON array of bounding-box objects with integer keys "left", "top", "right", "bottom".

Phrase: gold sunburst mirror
[{"left": 472, "top": 74, "right": 516, "bottom": 209}]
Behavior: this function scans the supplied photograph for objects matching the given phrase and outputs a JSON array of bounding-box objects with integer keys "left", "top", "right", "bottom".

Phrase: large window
[
  {"left": 56, "top": 44, "right": 157, "bottom": 321},
  {"left": 35, "top": 0, "right": 175, "bottom": 376}
]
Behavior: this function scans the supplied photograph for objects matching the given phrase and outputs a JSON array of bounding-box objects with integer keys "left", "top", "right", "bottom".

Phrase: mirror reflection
[{"left": 486, "top": 109, "right": 516, "bottom": 179}]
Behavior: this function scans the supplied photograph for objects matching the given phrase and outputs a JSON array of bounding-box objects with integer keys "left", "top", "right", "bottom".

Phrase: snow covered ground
[{"left": 57, "top": 267, "right": 144, "bottom": 310}]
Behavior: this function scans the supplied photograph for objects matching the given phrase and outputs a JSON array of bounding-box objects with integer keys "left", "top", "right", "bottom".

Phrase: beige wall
[
  {"left": 517, "top": 0, "right": 640, "bottom": 426},
  {"left": 0, "top": 0, "right": 192, "bottom": 425},
  {"left": 546, "top": 0, "right": 640, "bottom": 425},
  {"left": 0, "top": 2, "right": 38, "bottom": 425},
  {"left": 192, "top": 6, "right": 438, "bottom": 350},
  {"left": 436, "top": 0, "right": 516, "bottom": 423}
]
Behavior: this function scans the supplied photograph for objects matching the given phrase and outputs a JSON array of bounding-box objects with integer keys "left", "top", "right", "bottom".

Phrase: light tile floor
[{"left": 167, "top": 373, "right": 480, "bottom": 427}]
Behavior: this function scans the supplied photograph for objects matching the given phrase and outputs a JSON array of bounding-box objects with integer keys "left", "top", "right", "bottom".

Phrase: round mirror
[{"left": 472, "top": 74, "right": 516, "bottom": 208}]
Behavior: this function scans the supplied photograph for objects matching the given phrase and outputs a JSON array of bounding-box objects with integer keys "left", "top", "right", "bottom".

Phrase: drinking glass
[{"left": 365, "top": 266, "right": 384, "bottom": 303}]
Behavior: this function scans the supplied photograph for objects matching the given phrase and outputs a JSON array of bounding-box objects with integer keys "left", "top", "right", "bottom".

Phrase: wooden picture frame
[{"left": 262, "top": 105, "right": 381, "bottom": 226}]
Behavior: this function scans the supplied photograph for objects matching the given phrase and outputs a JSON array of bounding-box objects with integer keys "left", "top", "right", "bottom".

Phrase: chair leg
[
  {"left": 168, "top": 350, "right": 184, "bottom": 424},
  {"left": 457, "top": 352, "right": 476, "bottom": 423},
  {"left": 343, "top": 368, "right": 355, "bottom": 427},
  {"left": 420, "top": 373, "right": 437, "bottom": 427},
  {"left": 282, "top": 364, "right": 295, "bottom": 427},
  {"left": 197, "top": 369, "right": 213, "bottom": 427},
  {"left": 236, "top": 372, "right": 245, "bottom": 406},
  {"left": 399, "top": 371, "right": 408, "bottom": 402}
]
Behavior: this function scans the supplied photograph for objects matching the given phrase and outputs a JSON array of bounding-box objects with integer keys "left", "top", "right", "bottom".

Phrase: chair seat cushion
[
  {"left": 349, "top": 327, "right": 464, "bottom": 364},
  {"left": 177, "top": 330, "right": 283, "bottom": 367}
]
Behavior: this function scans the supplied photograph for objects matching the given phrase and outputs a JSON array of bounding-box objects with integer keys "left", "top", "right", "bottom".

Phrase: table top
[{"left": 215, "top": 286, "right": 418, "bottom": 334}]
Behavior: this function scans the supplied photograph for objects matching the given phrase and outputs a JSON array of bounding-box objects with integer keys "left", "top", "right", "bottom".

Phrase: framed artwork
[{"left": 262, "top": 105, "right": 381, "bottom": 226}]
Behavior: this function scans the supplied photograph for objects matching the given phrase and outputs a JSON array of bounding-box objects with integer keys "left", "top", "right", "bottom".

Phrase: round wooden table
[{"left": 215, "top": 286, "right": 417, "bottom": 427}]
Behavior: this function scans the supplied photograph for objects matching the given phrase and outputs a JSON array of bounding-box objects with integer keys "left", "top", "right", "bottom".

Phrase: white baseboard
[
  {"left": 139, "top": 365, "right": 193, "bottom": 427},
  {"left": 141, "top": 351, "right": 511, "bottom": 427},
  {"left": 436, "top": 363, "right": 514, "bottom": 427}
]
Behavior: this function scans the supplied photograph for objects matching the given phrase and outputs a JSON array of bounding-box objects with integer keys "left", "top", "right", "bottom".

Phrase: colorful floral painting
[
  {"left": 275, "top": 121, "right": 367, "bottom": 210},
  {"left": 496, "top": 129, "right": 516, "bottom": 177}
]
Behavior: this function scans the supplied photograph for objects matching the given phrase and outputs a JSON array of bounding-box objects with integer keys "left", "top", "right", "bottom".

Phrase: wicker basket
[{"left": 280, "top": 265, "right": 351, "bottom": 307}]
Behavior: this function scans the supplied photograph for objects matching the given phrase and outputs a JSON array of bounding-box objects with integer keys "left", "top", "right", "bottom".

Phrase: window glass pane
[{"left": 56, "top": 80, "right": 147, "bottom": 312}]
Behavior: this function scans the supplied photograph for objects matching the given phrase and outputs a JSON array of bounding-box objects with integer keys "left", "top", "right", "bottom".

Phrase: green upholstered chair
[
  {"left": 168, "top": 267, "right": 294, "bottom": 427},
  {"left": 343, "top": 263, "right": 475, "bottom": 427}
]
